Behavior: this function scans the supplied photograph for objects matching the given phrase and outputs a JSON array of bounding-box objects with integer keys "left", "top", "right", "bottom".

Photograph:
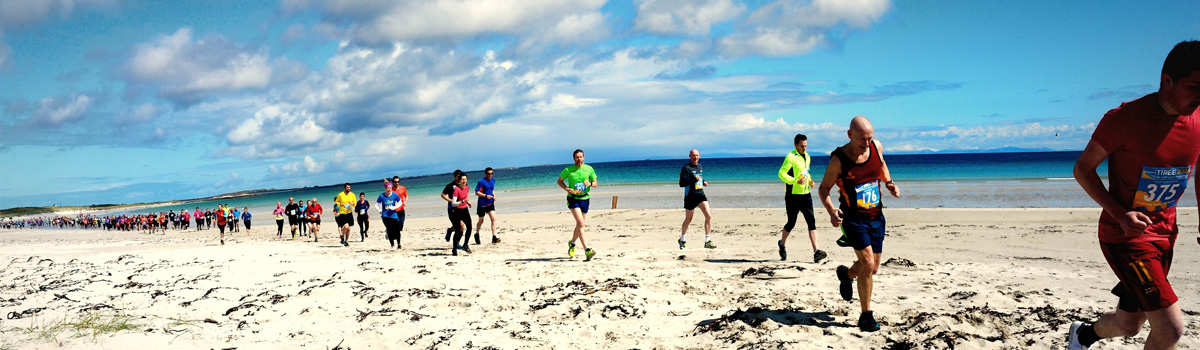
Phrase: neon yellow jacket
[{"left": 778, "top": 149, "right": 813, "bottom": 195}]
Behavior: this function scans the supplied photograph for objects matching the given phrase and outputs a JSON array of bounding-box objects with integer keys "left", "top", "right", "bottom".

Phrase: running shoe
[
  {"left": 492, "top": 236, "right": 501, "bottom": 244},
  {"left": 342, "top": 240, "right": 349, "bottom": 247},
  {"left": 568, "top": 241, "right": 576, "bottom": 258},
  {"left": 220, "top": 239, "right": 224, "bottom": 245},
  {"left": 1068, "top": 321, "right": 1090, "bottom": 350},
  {"left": 445, "top": 228, "right": 452, "bottom": 242},
  {"left": 814, "top": 249, "right": 828, "bottom": 263},
  {"left": 462, "top": 245, "right": 472, "bottom": 254},
  {"left": 837, "top": 265, "right": 853, "bottom": 301},
  {"left": 474, "top": 233, "right": 481, "bottom": 245},
  {"left": 452, "top": 248, "right": 458, "bottom": 256},
  {"left": 585, "top": 248, "right": 596, "bottom": 261},
  {"left": 678, "top": 239, "right": 686, "bottom": 250},
  {"left": 858, "top": 311, "right": 880, "bottom": 332},
  {"left": 777, "top": 240, "right": 787, "bottom": 261},
  {"left": 704, "top": 241, "right": 717, "bottom": 249}
]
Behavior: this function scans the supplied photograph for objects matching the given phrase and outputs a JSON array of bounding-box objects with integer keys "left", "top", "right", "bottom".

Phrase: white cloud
[
  {"left": 0, "top": 0, "right": 117, "bottom": 31},
  {"left": 125, "top": 28, "right": 304, "bottom": 104},
  {"left": 30, "top": 94, "right": 92, "bottom": 127},
  {"left": 310, "top": 0, "right": 607, "bottom": 44},
  {"left": 718, "top": 0, "right": 892, "bottom": 58},
  {"left": 214, "top": 171, "right": 242, "bottom": 188},
  {"left": 303, "top": 155, "right": 325, "bottom": 173},
  {"left": 224, "top": 103, "right": 344, "bottom": 158},
  {"left": 116, "top": 102, "right": 165, "bottom": 124},
  {"left": 633, "top": 0, "right": 743, "bottom": 36}
]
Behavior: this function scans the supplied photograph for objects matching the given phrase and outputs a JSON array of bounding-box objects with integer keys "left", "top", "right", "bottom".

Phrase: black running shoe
[
  {"left": 777, "top": 240, "right": 787, "bottom": 261},
  {"left": 837, "top": 265, "right": 853, "bottom": 301},
  {"left": 492, "top": 236, "right": 500, "bottom": 244},
  {"left": 445, "top": 228, "right": 452, "bottom": 242},
  {"left": 462, "top": 245, "right": 472, "bottom": 254},
  {"left": 814, "top": 249, "right": 828, "bottom": 263},
  {"left": 858, "top": 311, "right": 880, "bottom": 332},
  {"left": 474, "top": 233, "right": 481, "bottom": 245}
]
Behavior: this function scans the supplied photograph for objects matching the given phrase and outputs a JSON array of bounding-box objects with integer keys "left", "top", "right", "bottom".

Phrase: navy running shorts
[
  {"left": 841, "top": 215, "right": 885, "bottom": 253},
  {"left": 567, "top": 197, "right": 590, "bottom": 214}
]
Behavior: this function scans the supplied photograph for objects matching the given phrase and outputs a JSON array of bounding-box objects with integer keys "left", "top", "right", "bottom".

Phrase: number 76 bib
[{"left": 1132, "top": 165, "right": 1192, "bottom": 212}]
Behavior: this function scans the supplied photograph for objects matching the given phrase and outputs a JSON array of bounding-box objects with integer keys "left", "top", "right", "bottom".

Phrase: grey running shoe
[
  {"left": 814, "top": 249, "right": 828, "bottom": 263},
  {"left": 777, "top": 240, "right": 787, "bottom": 261}
]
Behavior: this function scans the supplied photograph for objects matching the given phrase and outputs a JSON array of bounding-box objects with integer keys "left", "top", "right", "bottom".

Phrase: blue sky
[{"left": 1, "top": 0, "right": 1197, "bottom": 208}]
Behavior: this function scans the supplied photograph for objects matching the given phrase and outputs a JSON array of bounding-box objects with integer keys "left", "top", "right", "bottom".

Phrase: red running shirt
[
  {"left": 1091, "top": 93, "right": 1200, "bottom": 244},
  {"left": 833, "top": 140, "right": 885, "bottom": 221}
]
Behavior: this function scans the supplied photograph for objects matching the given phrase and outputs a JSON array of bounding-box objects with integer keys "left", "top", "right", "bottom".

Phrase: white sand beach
[{"left": 1, "top": 206, "right": 1198, "bottom": 349}]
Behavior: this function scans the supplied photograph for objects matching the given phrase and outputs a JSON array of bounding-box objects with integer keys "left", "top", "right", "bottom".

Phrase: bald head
[
  {"left": 688, "top": 148, "right": 700, "bottom": 165},
  {"left": 847, "top": 116, "right": 875, "bottom": 152},
  {"left": 849, "top": 116, "right": 874, "bottom": 134}
]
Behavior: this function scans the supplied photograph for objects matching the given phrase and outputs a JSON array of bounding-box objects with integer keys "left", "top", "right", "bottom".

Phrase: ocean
[{"left": 82, "top": 150, "right": 1175, "bottom": 219}]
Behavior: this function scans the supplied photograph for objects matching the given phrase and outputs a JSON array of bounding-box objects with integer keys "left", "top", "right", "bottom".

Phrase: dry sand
[{"left": 1, "top": 207, "right": 1198, "bottom": 349}]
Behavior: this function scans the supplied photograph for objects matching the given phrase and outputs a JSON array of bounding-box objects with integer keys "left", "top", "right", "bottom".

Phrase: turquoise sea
[{"left": 87, "top": 150, "right": 1190, "bottom": 219}]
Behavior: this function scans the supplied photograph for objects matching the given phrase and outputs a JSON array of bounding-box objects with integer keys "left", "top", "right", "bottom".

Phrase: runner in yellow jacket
[{"left": 777, "top": 134, "right": 826, "bottom": 263}]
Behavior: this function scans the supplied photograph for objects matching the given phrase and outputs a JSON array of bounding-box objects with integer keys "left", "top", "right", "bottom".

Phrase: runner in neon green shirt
[
  {"left": 777, "top": 134, "right": 826, "bottom": 263},
  {"left": 557, "top": 149, "right": 598, "bottom": 261}
]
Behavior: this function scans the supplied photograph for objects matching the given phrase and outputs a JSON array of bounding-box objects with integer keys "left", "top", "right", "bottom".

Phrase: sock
[
  {"left": 705, "top": 234, "right": 710, "bottom": 242},
  {"left": 1078, "top": 322, "right": 1100, "bottom": 347},
  {"left": 679, "top": 234, "right": 686, "bottom": 242}
]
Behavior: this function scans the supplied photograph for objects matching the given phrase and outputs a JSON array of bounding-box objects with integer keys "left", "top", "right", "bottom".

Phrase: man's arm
[
  {"left": 818, "top": 155, "right": 843, "bottom": 227},
  {"left": 875, "top": 140, "right": 900, "bottom": 198},
  {"left": 1074, "top": 140, "right": 1149, "bottom": 235},
  {"left": 778, "top": 155, "right": 795, "bottom": 184},
  {"left": 557, "top": 176, "right": 573, "bottom": 194}
]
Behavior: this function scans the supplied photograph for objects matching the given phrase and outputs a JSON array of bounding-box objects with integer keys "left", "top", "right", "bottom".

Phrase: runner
[
  {"left": 441, "top": 170, "right": 464, "bottom": 243},
  {"left": 194, "top": 207, "right": 203, "bottom": 231},
  {"left": 778, "top": 134, "right": 827, "bottom": 263},
  {"left": 557, "top": 149, "right": 598, "bottom": 261},
  {"left": 306, "top": 199, "right": 323, "bottom": 243},
  {"left": 474, "top": 167, "right": 501, "bottom": 244},
  {"left": 356, "top": 192, "right": 370, "bottom": 242},
  {"left": 678, "top": 149, "right": 716, "bottom": 249},
  {"left": 231, "top": 206, "right": 241, "bottom": 233},
  {"left": 818, "top": 116, "right": 900, "bottom": 332},
  {"left": 285, "top": 197, "right": 300, "bottom": 240},
  {"left": 335, "top": 183, "right": 356, "bottom": 246},
  {"left": 1067, "top": 41, "right": 1199, "bottom": 350},
  {"left": 273, "top": 202, "right": 285, "bottom": 238},
  {"left": 204, "top": 208, "right": 212, "bottom": 230},
  {"left": 442, "top": 173, "right": 474, "bottom": 255},
  {"left": 297, "top": 200, "right": 308, "bottom": 237},
  {"left": 390, "top": 176, "right": 409, "bottom": 247},
  {"left": 216, "top": 207, "right": 228, "bottom": 245},
  {"left": 241, "top": 207, "right": 251, "bottom": 233},
  {"left": 378, "top": 183, "right": 403, "bottom": 249}
]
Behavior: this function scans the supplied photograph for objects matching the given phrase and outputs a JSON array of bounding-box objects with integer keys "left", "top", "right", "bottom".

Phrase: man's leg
[
  {"left": 570, "top": 208, "right": 588, "bottom": 251},
  {"left": 846, "top": 249, "right": 880, "bottom": 312},
  {"left": 487, "top": 211, "right": 496, "bottom": 238},
  {"left": 698, "top": 201, "right": 712, "bottom": 239}
]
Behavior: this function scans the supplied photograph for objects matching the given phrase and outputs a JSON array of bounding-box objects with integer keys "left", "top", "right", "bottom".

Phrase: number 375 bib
[{"left": 1132, "top": 165, "right": 1193, "bottom": 212}]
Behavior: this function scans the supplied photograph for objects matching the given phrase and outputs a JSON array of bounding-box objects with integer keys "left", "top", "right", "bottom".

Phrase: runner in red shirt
[
  {"left": 306, "top": 198, "right": 323, "bottom": 243},
  {"left": 1068, "top": 40, "right": 1200, "bottom": 350}
]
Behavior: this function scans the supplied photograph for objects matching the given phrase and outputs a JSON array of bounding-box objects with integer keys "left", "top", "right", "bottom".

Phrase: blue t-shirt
[
  {"left": 476, "top": 178, "right": 495, "bottom": 207},
  {"left": 241, "top": 211, "right": 251, "bottom": 220},
  {"left": 377, "top": 192, "right": 402, "bottom": 219},
  {"left": 231, "top": 209, "right": 240, "bottom": 220}
]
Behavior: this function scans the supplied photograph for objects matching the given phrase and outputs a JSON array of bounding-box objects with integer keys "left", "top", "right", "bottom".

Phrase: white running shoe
[{"left": 1067, "top": 321, "right": 1089, "bottom": 350}]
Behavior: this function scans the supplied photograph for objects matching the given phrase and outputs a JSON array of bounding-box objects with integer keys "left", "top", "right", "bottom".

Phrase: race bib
[
  {"left": 694, "top": 175, "right": 704, "bottom": 190},
  {"left": 359, "top": 209, "right": 366, "bottom": 215},
  {"left": 573, "top": 182, "right": 587, "bottom": 193},
  {"left": 1132, "top": 165, "right": 1192, "bottom": 212},
  {"left": 854, "top": 181, "right": 881, "bottom": 210}
]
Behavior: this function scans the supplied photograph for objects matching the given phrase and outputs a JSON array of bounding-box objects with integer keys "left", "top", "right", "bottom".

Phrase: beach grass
[{"left": 13, "top": 310, "right": 144, "bottom": 345}]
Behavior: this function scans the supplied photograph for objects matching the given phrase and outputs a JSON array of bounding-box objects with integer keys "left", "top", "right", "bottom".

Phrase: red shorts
[{"left": 1100, "top": 239, "right": 1177, "bottom": 312}]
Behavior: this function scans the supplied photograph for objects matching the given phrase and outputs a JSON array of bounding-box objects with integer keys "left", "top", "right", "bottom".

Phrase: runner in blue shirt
[{"left": 474, "top": 167, "right": 501, "bottom": 244}]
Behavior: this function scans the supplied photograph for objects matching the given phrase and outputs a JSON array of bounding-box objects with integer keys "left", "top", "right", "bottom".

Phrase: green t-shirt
[{"left": 560, "top": 164, "right": 597, "bottom": 200}]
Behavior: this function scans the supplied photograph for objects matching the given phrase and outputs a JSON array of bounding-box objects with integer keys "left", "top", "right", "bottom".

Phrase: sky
[{"left": 1, "top": 0, "right": 1198, "bottom": 208}]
